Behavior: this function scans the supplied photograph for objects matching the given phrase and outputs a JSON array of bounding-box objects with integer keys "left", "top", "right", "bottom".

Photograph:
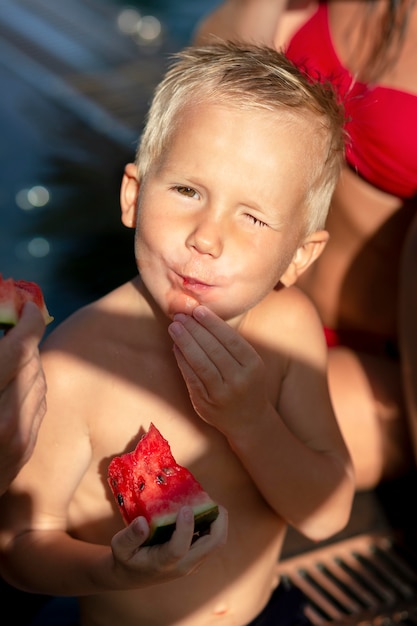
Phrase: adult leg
[{"left": 327, "top": 347, "right": 413, "bottom": 490}]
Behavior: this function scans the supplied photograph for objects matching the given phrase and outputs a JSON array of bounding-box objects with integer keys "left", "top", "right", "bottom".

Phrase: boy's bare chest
[
  {"left": 68, "top": 307, "right": 286, "bottom": 537},
  {"left": 69, "top": 347, "right": 239, "bottom": 532},
  {"left": 87, "top": 347, "right": 201, "bottom": 454}
]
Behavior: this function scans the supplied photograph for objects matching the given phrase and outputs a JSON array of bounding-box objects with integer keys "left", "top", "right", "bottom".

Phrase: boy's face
[{"left": 125, "top": 102, "right": 324, "bottom": 321}]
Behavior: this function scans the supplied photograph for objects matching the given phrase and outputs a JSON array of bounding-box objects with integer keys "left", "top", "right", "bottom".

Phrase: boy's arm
[
  {"left": 0, "top": 493, "right": 227, "bottom": 595},
  {"left": 168, "top": 295, "right": 355, "bottom": 543},
  {"left": 0, "top": 344, "right": 227, "bottom": 596}
]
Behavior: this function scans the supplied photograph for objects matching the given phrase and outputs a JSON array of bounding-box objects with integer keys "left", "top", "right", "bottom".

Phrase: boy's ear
[
  {"left": 120, "top": 163, "right": 140, "bottom": 228},
  {"left": 280, "top": 230, "right": 329, "bottom": 287}
]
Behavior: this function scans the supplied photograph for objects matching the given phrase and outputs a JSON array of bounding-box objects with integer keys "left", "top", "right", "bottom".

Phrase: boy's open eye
[{"left": 175, "top": 186, "right": 199, "bottom": 199}]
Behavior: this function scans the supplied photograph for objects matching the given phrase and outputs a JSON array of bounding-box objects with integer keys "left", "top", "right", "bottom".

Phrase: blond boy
[{"left": 0, "top": 42, "right": 354, "bottom": 626}]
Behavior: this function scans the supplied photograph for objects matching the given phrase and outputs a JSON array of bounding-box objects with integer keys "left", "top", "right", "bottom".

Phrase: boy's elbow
[
  {"left": 299, "top": 505, "right": 352, "bottom": 544},
  {"left": 296, "top": 465, "right": 355, "bottom": 543}
]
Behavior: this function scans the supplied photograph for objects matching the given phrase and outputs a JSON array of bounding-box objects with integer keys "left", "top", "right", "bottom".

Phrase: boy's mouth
[{"left": 182, "top": 275, "right": 211, "bottom": 292}]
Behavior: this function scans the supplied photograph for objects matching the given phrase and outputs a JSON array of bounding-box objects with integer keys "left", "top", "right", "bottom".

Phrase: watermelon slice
[
  {"left": 107, "top": 423, "right": 219, "bottom": 546},
  {"left": 0, "top": 274, "right": 54, "bottom": 329}
]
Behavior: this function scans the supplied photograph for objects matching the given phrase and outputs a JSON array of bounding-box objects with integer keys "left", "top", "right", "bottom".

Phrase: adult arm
[
  {"left": 193, "top": 0, "right": 317, "bottom": 49},
  {"left": 0, "top": 302, "right": 46, "bottom": 495},
  {"left": 193, "top": 0, "right": 287, "bottom": 47}
]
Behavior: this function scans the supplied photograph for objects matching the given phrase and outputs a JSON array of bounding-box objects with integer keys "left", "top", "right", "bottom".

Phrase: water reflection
[
  {"left": 117, "top": 7, "right": 163, "bottom": 46},
  {"left": 0, "top": 0, "right": 219, "bottom": 332}
]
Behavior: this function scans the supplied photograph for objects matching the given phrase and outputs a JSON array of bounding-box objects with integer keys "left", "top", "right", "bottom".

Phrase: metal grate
[{"left": 278, "top": 533, "right": 417, "bottom": 625}]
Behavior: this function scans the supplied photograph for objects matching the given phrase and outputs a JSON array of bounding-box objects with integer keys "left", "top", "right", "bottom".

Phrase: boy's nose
[{"left": 186, "top": 218, "right": 224, "bottom": 257}]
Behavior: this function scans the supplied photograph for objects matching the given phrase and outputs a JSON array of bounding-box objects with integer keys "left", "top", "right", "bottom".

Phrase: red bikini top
[{"left": 285, "top": 2, "right": 417, "bottom": 199}]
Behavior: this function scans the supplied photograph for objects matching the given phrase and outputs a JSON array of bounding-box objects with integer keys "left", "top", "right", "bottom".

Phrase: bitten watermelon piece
[
  {"left": 0, "top": 274, "right": 54, "bottom": 329},
  {"left": 107, "top": 423, "right": 219, "bottom": 546}
]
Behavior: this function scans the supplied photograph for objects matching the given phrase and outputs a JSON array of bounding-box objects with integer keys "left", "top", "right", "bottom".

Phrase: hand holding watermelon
[
  {"left": 110, "top": 502, "right": 228, "bottom": 586},
  {"left": 0, "top": 274, "right": 53, "bottom": 330},
  {"left": 108, "top": 423, "right": 221, "bottom": 546},
  {"left": 0, "top": 299, "right": 48, "bottom": 495},
  {"left": 108, "top": 424, "right": 227, "bottom": 585}
]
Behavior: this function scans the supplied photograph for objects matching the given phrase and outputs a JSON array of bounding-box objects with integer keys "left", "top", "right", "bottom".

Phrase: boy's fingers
[
  {"left": 112, "top": 516, "right": 150, "bottom": 557},
  {"left": 163, "top": 506, "right": 195, "bottom": 557},
  {"left": 191, "top": 505, "right": 228, "bottom": 552}
]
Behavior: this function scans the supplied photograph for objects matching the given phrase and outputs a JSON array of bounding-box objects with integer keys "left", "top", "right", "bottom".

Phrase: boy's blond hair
[{"left": 136, "top": 41, "right": 346, "bottom": 233}]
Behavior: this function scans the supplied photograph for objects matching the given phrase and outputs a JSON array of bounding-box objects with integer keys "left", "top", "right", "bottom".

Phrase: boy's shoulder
[
  {"left": 254, "top": 284, "right": 322, "bottom": 327},
  {"left": 42, "top": 281, "right": 140, "bottom": 355},
  {"left": 245, "top": 285, "right": 325, "bottom": 360},
  {"left": 39, "top": 281, "right": 146, "bottom": 399}
]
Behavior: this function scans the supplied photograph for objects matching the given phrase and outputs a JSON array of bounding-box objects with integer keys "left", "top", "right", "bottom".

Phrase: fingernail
[
  {"left": 182, "top": 506, "right": 193, "bottom": 522},
  {"left": 168, "top": 321, "right": 183, "bottom": 337}
]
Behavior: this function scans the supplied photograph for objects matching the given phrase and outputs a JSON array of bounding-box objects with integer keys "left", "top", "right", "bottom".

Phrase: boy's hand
[
  {"left": 111, "top": 504, "right": 228, "bottom": 587},
  {"left": 168, "top": 305, "right": 270, "bottom": 435}
]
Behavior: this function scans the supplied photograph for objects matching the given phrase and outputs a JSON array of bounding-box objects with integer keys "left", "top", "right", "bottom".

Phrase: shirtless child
[{"left": 0, "top": 42, "right": 354, "bottom": 626}]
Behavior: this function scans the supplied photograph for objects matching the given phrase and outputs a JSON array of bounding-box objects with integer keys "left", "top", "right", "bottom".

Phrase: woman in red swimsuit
[{"left": 195, "top": 0, "right": 417, "bottom": 490}]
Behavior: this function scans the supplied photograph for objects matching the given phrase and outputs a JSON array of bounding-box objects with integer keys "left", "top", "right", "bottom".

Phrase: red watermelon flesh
[
  {"left": 0, "top": 274, "right": 54, "bottom": 329},
  {"left": 107, "top": 423, "right": 219, "bottom": 546}
]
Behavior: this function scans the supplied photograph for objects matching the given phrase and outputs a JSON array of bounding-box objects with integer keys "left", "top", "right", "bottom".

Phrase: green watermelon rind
[
  {"left": 0, "top": 304, "right": 19, "bottom": 328},
  {"left": 144, "top": 502, "right": 220, "bottom": 546}
]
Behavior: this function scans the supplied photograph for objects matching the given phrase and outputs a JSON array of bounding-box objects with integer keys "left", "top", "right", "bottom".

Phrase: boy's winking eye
[{"left": 245, "top": 215, "right": 268, "bottom": 228}]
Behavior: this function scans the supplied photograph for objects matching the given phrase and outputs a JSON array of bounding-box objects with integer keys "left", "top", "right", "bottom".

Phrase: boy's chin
[{"left": 167, "top": 293, "right": 201, "bottom": 319}]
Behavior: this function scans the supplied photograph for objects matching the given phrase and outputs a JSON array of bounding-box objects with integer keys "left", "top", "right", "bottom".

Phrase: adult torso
[{"left": 280, "top": 0, "right": 417, "bottom": 339}]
